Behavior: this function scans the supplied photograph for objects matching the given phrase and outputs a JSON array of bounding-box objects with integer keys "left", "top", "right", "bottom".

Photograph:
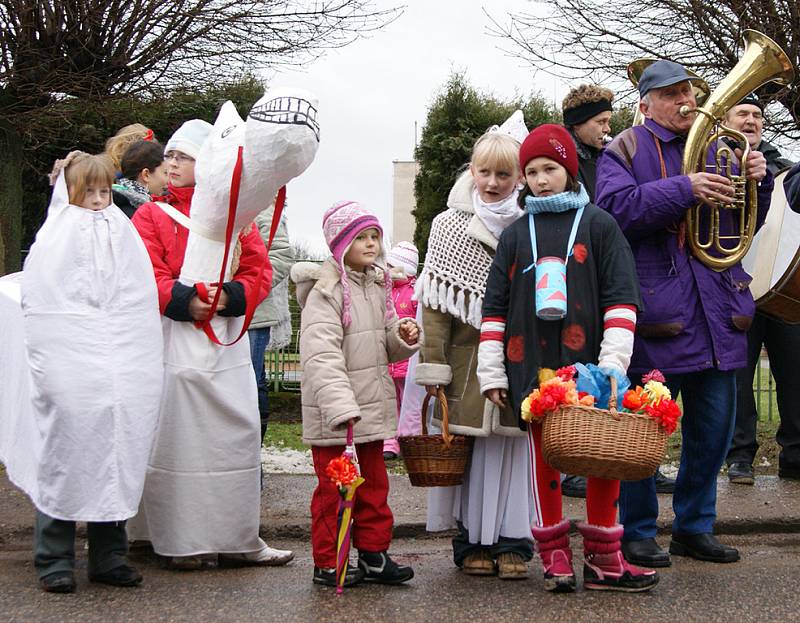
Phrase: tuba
[{"left": 680, "top": 30, "right": 794, "bottom": 271}]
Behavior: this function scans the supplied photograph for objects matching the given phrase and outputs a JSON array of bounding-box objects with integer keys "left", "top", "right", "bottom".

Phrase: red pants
[
  {"left": 528, "top": 422, "right": 620, "bottom": 527},
  {"left": 310, "top": 440, "right": 393, "bottom": 568}
]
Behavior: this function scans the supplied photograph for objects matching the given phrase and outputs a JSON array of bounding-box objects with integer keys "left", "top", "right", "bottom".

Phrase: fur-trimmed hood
[{"left": 291, "top": 258, "right": 388, "bottom": 309}]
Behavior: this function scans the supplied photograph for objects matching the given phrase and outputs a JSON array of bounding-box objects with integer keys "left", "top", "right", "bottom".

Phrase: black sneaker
[
  {"left": 313, "top": 566, "right": 365, "bottom": 587},
  {"left": 655, "top": 468, "right": 677, "bottom": 494},
  {"left": 358, "top": 551, "right": 414, "bottom": 584},
  {"left": 561, "top": 475, "right": 586, "bottom": 498},
  {"left": 728, "top": 462, "right": 755, "bottom": 485}
]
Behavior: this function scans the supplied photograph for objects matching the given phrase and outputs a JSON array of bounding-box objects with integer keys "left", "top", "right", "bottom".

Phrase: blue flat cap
[{"left": 638, "top": 60, "right": 701, "bottom": 96}]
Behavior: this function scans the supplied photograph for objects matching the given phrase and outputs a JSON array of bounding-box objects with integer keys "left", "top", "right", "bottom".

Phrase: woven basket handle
[
  {"left": 608, "top": 374, "right": 621, "bottom": 419},
  {"left": 421, "top": 388, "right": 453, "bottom": 447}
]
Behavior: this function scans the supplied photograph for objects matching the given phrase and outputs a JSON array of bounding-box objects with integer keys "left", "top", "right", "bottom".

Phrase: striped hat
[
  {"left": 322, "top": 200, "right": 392, "bottom": 327},
  {"left": 387, "top": 241, "right": 419, "bottom": 277}
]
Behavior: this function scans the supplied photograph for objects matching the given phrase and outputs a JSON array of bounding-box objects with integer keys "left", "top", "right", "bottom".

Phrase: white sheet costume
[
  {"left": 128, "top": 89, "right": 319, "bottom": 556},
  {"left": 0, "top": 173, "right": 163, "bottom": 522}
]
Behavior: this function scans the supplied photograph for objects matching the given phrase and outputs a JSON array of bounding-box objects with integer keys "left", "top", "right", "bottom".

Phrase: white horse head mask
[{"left": 181, "top": 88, "right": 320, "bottom": 283}]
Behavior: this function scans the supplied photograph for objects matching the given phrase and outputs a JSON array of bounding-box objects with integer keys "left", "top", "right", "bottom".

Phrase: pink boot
[
  {"left": 531, "top": 519, "right": 575, "bottom": 593},
  {"left": 578, "top": 523, "right": 659, "bottom": 592}
]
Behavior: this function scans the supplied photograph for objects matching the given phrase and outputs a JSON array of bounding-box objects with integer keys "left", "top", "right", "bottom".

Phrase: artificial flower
[
  {"left": 622, "top": 386, "right": 646, "bottom": 411},
  {"left": 326, "top": 455, "right": 358, "bottom": 492},
  {"left": 643, "top": 379, "right": 671, "bottom": 406},
  {"left": 642, "top": 369, "right": 666, "bottom": 384},
  {"left": 645, "top": 398, "right": 682, "bottom": 435},
  {"left": 538, "top": 368, "right": 556, "bottom": 384},
  {"left": 555, "top": 365, "right": 577, "bottom": 381}
]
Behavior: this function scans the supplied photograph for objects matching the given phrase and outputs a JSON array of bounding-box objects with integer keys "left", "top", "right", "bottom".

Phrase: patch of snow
[
  {"left": 261, "top": 446, "right": 314, "bottom": 474},
  {"left": 660, "top": 462, "right": 679, "bottom": 478}
]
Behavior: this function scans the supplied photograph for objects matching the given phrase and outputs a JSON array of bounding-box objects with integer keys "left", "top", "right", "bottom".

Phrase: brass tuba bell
[{"left": 680, "top": 30, "right": 795, "bottom": 271}]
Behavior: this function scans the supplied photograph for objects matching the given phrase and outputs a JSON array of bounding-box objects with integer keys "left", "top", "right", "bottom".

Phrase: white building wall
[{"left": 391, "top": 160, "right": 420, "bottom": 245}]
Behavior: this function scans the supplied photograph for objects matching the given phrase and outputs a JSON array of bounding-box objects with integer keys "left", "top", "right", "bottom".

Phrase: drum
[{"left": 742, "top": 170, "right": 800, "bottom": 323}]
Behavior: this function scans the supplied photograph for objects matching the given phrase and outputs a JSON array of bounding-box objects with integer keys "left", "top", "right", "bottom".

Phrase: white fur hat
[
  {"left": 386, "top": 241, "right": 419, "bottom": 277},
  {"left": 164, "top": 119, "right": 213, "bottom": 160}
]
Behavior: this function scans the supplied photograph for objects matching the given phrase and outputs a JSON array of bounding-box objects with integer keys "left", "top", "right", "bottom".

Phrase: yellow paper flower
[
  {"left": 521, "top": 394, "right": 533, "bottom": 423},
  {"left": 538, "top": 368, "right": 556, "bottom": 384},
  {"left": 643, "top": 380, "right": 671, "bottom": 405}
]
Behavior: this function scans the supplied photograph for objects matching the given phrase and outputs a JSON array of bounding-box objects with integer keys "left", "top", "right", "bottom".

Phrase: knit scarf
[
  {"left": 524, "top": 184, "right": 590, "bottom": 214},
  {"left": 113, "top": 177, "right": 151, "bottom": 208},
  {"left": 472, "top": 188, "right": 523, "bottom": 239}
]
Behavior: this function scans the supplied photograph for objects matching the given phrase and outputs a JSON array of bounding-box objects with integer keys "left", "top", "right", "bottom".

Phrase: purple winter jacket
[{"left": 596, "top": 118, "right": 774, "bottom": 375}]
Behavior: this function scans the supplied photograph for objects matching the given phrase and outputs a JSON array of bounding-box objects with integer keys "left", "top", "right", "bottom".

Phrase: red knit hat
[{"left": 519, "top": 124, "right": 579, "bottom": 179}]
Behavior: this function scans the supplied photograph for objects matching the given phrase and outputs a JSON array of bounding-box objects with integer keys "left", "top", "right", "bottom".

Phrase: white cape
[{"left": 0, "top": 172, "right": 163, "bottom": 522}]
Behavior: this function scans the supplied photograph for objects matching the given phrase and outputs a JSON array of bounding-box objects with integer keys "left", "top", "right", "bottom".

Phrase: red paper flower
[
  {"left": 622, "top": 388, "right": 643, "bottom": 413},
  {"left": 326, "top": 455, "right": 358, "bottom": 491},
  {"left": 645, "top": 398, "right": 682, "bottom": 435},
  {"left": 555, "top": 365, "right": 577, "bottom": 381}
]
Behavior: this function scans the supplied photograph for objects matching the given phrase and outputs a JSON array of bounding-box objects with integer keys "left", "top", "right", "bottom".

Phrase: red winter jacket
[{"left": 132, "top": 184, "right": 271, "bottom": 321}]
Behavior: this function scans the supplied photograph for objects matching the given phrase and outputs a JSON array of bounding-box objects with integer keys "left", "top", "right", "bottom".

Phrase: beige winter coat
[{"left": 292, "top": 259, "right": 420, "bottom": 446}]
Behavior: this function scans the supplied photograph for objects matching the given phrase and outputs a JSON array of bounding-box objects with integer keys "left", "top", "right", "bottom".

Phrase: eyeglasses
[{"left": 164, "top": 153, "right": 195, "bottom": 164}]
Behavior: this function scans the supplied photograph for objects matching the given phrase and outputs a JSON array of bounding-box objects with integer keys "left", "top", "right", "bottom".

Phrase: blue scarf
[{"left": 524, "top": 184, "right": 590, "bottom": 214}]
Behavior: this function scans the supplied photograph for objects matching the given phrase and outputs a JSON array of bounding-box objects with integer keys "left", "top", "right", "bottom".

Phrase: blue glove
[{"left": 574, "top": 363, "right": 630, "bottom": 409}]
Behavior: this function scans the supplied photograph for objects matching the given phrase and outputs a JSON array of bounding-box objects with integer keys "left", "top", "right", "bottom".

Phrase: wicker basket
[
  {"left": 398, "top": 389, "right": 474, "bottom": 487},
  {"left": 541, "top": 376, "right": 668, "bottom": 481}
]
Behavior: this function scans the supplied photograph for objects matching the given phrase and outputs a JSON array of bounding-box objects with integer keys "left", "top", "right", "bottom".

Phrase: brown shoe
[
  {"left": 496, "top": 552, "right": 528, "bottom": 580},
  {"left": 462, "top": 550, "right": 496, "bottom": 576}
]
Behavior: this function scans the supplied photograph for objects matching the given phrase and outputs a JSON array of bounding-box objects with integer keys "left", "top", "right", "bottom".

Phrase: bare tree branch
[
  {"left": 487, "top": 0, "right": 799, "bottom": 138},
  {"left": 1, "top": 0, "right": 402, "bottom": 116}
]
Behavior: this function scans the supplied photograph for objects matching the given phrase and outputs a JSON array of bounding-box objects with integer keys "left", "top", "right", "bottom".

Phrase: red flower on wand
[{"left": 326, "top": 455, "right": 358, "bottom": 493}]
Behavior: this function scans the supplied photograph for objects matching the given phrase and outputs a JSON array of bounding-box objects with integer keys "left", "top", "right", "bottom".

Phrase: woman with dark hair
[{"left": 113, "top": 140, "right": 169, "bottom": 218}]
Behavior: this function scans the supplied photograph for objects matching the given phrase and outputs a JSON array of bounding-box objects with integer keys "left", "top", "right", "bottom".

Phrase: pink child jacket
[{"left": 388, "top": 269, "right": 417, "bottom": 379}]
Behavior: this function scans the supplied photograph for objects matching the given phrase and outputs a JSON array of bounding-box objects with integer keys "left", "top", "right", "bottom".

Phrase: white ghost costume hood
[
  {"left": 0, "top": 170, "right": 164, "bottom": 522},
  {"left": 128, "top": 88, "right": 320, "bottom": 556}
]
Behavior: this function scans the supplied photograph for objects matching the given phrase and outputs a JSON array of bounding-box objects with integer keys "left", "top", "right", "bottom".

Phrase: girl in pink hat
[{"left": 291, "top": 201, "right": 421, "bottom": 587}]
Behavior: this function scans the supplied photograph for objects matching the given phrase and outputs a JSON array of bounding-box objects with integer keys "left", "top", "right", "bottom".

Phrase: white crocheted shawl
[{"left": 415, "top": 170, "right": 501, "bottom": 329}]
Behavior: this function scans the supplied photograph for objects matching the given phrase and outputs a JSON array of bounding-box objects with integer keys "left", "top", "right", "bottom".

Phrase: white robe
[{"left": 0, "top": 173, "right": 163, "bottom": 522}]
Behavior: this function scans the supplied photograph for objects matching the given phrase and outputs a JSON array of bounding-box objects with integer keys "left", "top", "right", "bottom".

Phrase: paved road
[{"left": 2, "top": 533, "right": 799, "bottom": 623}]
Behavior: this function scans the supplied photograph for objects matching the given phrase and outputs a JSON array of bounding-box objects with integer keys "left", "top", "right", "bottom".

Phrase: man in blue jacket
[{"left": 595, "top": 60, "right": 773, "bottom": 567}]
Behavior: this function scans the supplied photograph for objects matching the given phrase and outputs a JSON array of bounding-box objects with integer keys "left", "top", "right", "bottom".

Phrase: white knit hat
[
  {"left": 386, "top": 241, "right": 419, "bottom": 277},
  {"left": 164, "top": 119, "right": 213, "bottom": 160}
]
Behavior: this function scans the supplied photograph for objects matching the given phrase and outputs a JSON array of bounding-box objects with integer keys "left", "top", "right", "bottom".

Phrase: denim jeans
[
  {"left": 620, "top": 368, "right": 737, "bottom": 540},
  {"left": 248, "top": 327, "right": 271, "bottom": 444}
]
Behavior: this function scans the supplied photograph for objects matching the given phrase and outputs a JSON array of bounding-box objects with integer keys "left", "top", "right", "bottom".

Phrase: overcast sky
[{"left": 269, "top": 0, "right": 565, "bottom": 255}]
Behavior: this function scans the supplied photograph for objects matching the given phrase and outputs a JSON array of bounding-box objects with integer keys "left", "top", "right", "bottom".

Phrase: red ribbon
[{"left": 197, "top": 145, "right": 287, "bottom": 346}]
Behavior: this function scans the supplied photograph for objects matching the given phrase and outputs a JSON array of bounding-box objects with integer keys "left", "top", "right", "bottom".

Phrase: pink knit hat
[
  {"left": 387, "top": 241, "right": 419, "bottom": 277},
  {"left": 322, "top": 200, "right": 393, "bottom": 327}
]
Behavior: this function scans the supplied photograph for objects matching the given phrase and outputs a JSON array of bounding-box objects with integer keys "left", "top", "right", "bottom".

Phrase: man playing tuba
[{"left": 595, "top": 60, "right": 772, "bottom": 568}]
